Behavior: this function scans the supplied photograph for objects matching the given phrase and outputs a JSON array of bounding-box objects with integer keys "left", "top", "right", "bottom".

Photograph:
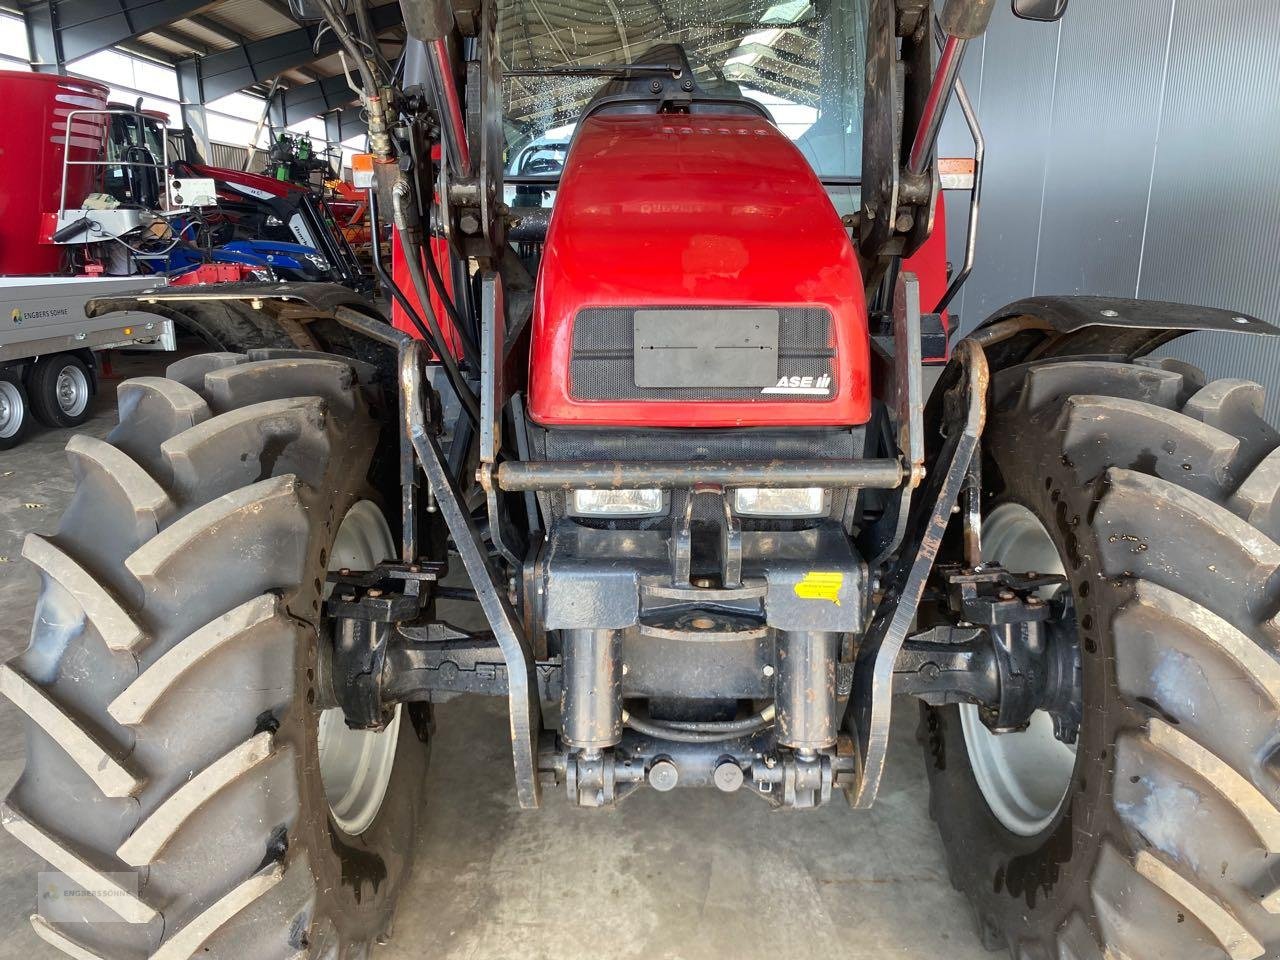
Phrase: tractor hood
[{"left": 527, "top": 109, "right": 870, "bottom": 428}]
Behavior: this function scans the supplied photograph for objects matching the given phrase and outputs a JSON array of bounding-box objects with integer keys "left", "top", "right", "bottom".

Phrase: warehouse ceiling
[
  {"left": 16, "top": 0, "right": 405, "bottom": 105},
  {"left": 498, "top": 0, "right": 828, "bottom": 135},
  {"left": 17, "top": 0, "right": 841, "bottom": 131}
]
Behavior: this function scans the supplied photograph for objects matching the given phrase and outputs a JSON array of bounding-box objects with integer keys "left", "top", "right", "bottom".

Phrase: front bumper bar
[{"left": 496, "top": 458, "right": 904, "bottom": 491}]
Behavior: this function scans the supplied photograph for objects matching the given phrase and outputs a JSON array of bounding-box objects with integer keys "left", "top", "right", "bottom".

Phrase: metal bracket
[
  {"left": 894, "top": 272, "right": 925, "bottom": 488},
  {"left": 894, "top": 563, "right": 1080, "bottom": 742},
  {"left": 670, "top": 486, "right": 742, "bottom": 588},
  {"left": 845, "top": 338, "right": 988, "bottom": 808},
  {"left": 324, "top": 560, "right": 444, "bottom": 729},
  {"left": 406, "top": 339, "right": 543, "bottom": 808},
  {"left": 477, "top": 269, "right": 523, "bottom": 568}
]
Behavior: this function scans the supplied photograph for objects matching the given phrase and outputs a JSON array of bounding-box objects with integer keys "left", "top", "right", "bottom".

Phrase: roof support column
[
  {"left": 324, "top": 109, "right": 342, "bottom": 162},
  {"left": 176, "top": 56, "right": 212, "bottom": 161},
  {"left": 24, "top": 0, "right": 66, "bottom": 75}
]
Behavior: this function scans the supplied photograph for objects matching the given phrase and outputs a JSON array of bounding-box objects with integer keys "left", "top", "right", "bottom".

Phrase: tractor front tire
[
  {"left": 925, "top": 356, "right": 1280, "bottom": 960},
  {"left": 3, "top": 351, "right": 427, "bottom": 959}
]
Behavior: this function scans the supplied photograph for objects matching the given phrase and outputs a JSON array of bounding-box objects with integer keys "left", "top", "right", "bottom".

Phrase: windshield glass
[{"left": 498, "top": 0, "right": 868, "bottom": 180}]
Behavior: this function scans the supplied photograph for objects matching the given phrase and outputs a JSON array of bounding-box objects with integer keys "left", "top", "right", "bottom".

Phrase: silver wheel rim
[
  {"left": 54, "top": 364, "right": 90, "bottom": 417},
  {"left": 959, "top": 503, "right": 1078, "bottom": 836},
  {"left": 0, "top": 381, "right": 22, "bottom": 439},
  {"left": 318, "top": 500, "right": 402, "bottom": 835}
]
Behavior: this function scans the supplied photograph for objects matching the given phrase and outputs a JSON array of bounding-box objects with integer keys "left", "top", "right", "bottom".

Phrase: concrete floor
[{"left": 0, "top": 354, "right": 991, "bottom": 960}]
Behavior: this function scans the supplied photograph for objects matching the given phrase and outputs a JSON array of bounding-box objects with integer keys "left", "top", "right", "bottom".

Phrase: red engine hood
[{"left": 528, "top": 111, "right": 869, "bottom": 428}]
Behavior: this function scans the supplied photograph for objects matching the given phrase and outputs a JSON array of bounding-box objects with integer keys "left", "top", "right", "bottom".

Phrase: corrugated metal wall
[
  {"left": 208, "top": 142, "right": 250, "bottom": 171},
  {"left": 939, "top": 0, "right": 1280, "bottom": 421}
]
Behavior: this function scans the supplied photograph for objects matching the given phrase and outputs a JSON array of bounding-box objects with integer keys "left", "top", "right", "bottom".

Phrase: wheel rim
[
  {"left": 54, "top": 364, "right": 90, "bottom": 417},
  {"left": 318, "top": 500, "right": 402, "bottom": 836},
  {"left": 959, "top": 503, "right": 1078, "bottom": 836},
  {"left": 0, "top": 381, "right": 22, "bottom": 439}
]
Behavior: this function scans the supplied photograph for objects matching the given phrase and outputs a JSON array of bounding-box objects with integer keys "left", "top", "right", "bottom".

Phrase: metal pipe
[
  {"left": 907, "top": 34, "right": 967, "bottom": 177},
  {"left": 561, "top": 628, "right": 623, "bottom": 750},
  {"left": 497, "top": 459, "right": 904, "bottom": 492},
  {"left": 331, "top": 304, "right": 412, "bottom": 350},
  {"left": 243, "top": 78, "right": 280, "bottom": 172},
  {"left": 430, "top": 38, "right": 472, "bottom": 176},
  {"left": 776, "top": 630, "right": 840, "bottom": 750},
  {"left": 934, "top": 74, "right": 984, "bottom": 315}
]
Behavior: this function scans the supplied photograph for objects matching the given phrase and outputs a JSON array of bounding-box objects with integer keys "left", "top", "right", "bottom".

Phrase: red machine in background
[{"left": 0, "top": 72, "right": 110, "bottom": 275}]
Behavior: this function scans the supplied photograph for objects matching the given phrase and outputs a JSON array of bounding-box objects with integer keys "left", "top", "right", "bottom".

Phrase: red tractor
[{"left": 7, "top": 0, "right": 1279, "bottom": 958}]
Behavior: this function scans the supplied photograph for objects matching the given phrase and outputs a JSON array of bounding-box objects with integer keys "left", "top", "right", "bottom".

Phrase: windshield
[{"left": 498, "top": 0, "right": 868, "bottom": 180}]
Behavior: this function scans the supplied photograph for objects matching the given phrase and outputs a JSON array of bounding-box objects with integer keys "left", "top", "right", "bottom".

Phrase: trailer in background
[{"left": 0, "top": 275, "right": 173, "bottom": 448}]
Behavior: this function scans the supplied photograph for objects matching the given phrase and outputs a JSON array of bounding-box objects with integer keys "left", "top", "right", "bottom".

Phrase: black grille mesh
[{"left": 569, "top": 306, "right": 835, "bottom": 402}]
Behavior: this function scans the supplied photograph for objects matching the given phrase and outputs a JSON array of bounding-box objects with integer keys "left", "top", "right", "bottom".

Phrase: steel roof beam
[
  {"left": 264, "top": 74, "right": 368, "bottom": 139},
  {"left": 23, "top": 0, "right": 65, "bottom": 73},
  {"left": 184, "top": 14, "right": 246, "bottom": 47},
  {"left": 48, "top": 0, "right": 215, "bottom": 63},
  {"left": 116, "top": 38, "right": 179, "bottom": 63},
  {"left": 255, "top": 0, "right": 301, "bottom": 24},
  {"left": 196, "top": 2, "right": 401, "bottom": 102},
  {"left": 147, "top": 25, "right": 211, "bottom": 56},
  {"left": 269, "top": 72, "right": 359, "bottom": 126},
  {"left": 177, "top": 55, "right": 212, "bottom": 159}
]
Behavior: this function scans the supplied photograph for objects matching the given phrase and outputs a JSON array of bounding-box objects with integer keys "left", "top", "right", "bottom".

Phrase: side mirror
[{"left": 1012, "top": 0, "right": 1068, "bottom": 21}]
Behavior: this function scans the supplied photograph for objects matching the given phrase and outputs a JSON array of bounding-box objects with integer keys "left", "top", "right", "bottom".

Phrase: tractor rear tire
[
  {"left": 3, "top": 351, "right": 428, "bottom": 959},
  {"left": 924, "top": 356, "right": 1280, "bottom": 960}
]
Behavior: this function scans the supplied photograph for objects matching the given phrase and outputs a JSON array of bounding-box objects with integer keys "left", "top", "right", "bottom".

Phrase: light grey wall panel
[
  {"left": 947, "top": 0, "right": 1280, "bottom": 421},
  {"left": 1033, "top": 0, "right": 1170, "bottom": 297},
  {"left": 959, "top": 11, "right": 1060, "bottom": 327},
  {"left": 1138, "top": 0, "right": 1280, "bottom": 422}
]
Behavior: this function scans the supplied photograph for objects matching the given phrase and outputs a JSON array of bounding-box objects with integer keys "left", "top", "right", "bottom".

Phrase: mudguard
[{"left": 969, "top": 295, "right": 1278, "bottom": 369}]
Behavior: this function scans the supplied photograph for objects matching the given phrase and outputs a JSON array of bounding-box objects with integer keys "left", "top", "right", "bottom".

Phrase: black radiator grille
[{"left": 569, "top": 306, "right": 835, "bottom": 402}]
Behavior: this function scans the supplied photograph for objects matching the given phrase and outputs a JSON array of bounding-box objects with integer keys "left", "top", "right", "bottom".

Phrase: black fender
[
  {"left": 967, "top": 295, "right": 1278, "bottom": 371},
  {"left": 85, "top": 281, "right": 392, "bottom": 367}
]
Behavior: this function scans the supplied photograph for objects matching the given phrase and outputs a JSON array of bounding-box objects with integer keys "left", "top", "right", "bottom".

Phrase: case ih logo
[{"left": 761, "top": 374, "right": 832, "bottom": 396}]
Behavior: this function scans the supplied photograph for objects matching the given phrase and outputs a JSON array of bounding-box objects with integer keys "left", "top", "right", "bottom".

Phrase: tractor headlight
[
  {"left": 733, "top": 487, "right": 826, "bottom": 518},
  {"left": 570, "top": 488, "right": 666, "bottom": 517}
]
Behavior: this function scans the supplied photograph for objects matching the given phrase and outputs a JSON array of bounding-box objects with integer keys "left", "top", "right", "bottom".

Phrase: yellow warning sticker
[{"left": 794, "top": 571, "right": 844, "bottom": 605}]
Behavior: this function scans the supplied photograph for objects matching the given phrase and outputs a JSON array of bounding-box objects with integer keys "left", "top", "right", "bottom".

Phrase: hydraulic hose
[
  {"left": 391, "top": 182, "right": 481, "bottom": 426},
  {"left": 403, "top": 128, "right": 478, "bottom": 362},
  {"left": 422, "top": 236, "right": 479, "bottom": 364},
  {"left": 622, "top": 705, "right": 775, "bottom": 743},
  {"left": 368, "top": 187, "right": 434, "bottom": 338},
  {"left": 369, "top": 186, "right": 479, "bottom": 428}
]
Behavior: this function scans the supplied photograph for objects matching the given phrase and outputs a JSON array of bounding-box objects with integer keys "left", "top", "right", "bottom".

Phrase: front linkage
[
  {"left": 95, "top": 282, "right": 1274, "bottom": 815},
  {"left": 315, "top": 303, "right": 1082, "bottom": 810}
]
